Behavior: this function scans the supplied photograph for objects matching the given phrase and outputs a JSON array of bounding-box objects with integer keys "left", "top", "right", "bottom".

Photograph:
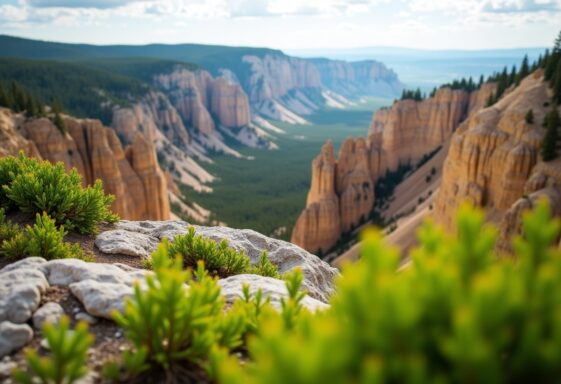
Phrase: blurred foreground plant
[{"left": 214, "top": 199, "right": 561, "bottom": 384}]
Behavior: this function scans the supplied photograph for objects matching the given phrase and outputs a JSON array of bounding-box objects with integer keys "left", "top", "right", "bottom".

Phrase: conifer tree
[
  {"left": 518, "top": 54, "right": 530, "bottom": 81},
  {"left": 24, "top": 95, "right": 35, "bottom": 118},
  {"left": 414, "top": 88, "right": 422, "bottom": 101},
  {"left": 0, "top": 81, "right": 11, "bottom": 109},
  {"left": 509, "top": 65, "right": 517, "bottom": 84},
  {"left": 554, "top": 30, "right": 561, "bottom": 53},
  {"left": 553, "top": 60, "right": 561, "bottom": 104},
  {"left": 542, "top": 107, "right": 560, "bottom": 161},
  {"left": 485, "top": 92, "right": 495, "bottom": 107},
  {"left": 478, "top": 74, "right": 484, "bottom": 88}
]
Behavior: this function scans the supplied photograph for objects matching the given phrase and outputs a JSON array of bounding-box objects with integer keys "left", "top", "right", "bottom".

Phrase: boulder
[
  {"left": 69, "top": 280, "right": 135, "bottom": 319},
  {"left": 218, "top": 274, "right": 329, "bottom": 312},
  {"left": 32, "top": 302, "right": 65, "bottom": 330},
  {"left": 0, "top": 322, "right": 33, "bottom": 358},
  {"left": 0, "top": 265, "right": 49, "bottom": 323}
]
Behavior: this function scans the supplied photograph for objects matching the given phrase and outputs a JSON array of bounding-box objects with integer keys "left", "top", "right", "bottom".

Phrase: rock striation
[
  {"left": 434, "top": 71, "right": 561, "bottom": 252},
  {"left": 310, "top": 59, "right": 403, "bottom": 98},
  {"left": 154, "top": 68, "right": 251, "bottom": 134},
  {"left": 0, "top": 108, "right": 170, "bottom": 221},
  {"left": 291, "top": 84, "right": 496, "bottom": 254}
]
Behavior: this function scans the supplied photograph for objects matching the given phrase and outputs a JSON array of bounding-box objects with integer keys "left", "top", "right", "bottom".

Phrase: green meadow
[{"left": 182, "top": 97, "right": 391, "bottom": 240}]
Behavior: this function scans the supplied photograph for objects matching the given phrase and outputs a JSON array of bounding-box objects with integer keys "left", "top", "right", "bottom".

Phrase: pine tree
[
  {"left": 0, "top": 81, "right": 11, "bottom": 108},
  {"left": 554, "top": 30, "right": 561, "bottom": 53},
  {"left": 414, "top": 88, "right": 422, "bottom": 101},
  {"left": 478, "top": 75, "right": 484, "bottom": 88},
  {"left": 525, "top": 109, "right": 534, "bottom": 124},
  {"left": 11, "top": 81, "right": 26, "bottom": 113},
  {"left": 509, "top": 65, "right": 517, "bottom": 85},
  {"left": 542, "top": 108, "right": 560, "bottom": 161},
  {"left": 53, "top": 111, "right": 66, "bottom": 134},
  {"left": 25, "top": 95, "right": 36, "bottom": 118},
  {"left": 519, "top": 55, "right": 530, "bottom": 81},
  {"left": 553, "top": 59, "right": 561, "bottom": 104}
]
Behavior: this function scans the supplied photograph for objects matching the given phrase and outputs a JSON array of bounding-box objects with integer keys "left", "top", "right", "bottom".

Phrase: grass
[{"left": 182, "top": 98, "right": 391, "bottom": 240}]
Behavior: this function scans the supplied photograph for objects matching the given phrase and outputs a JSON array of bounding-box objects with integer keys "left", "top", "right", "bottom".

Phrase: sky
[{"left": 0, "top": 0, "right": 559, "bottom": 50}]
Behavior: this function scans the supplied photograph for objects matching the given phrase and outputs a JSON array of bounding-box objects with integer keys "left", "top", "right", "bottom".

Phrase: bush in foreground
[
  {"left": 0, "top": 210, "right": 87, "bottom": 261},
  {"left": 215, "top": 200, "right": 561, "bottom": 384},
  {"left": 12, "top": 316, "right": 94, "bottom": 384},
  {"left": 0, "top": 153, "right": 118, "bottom": 234}
]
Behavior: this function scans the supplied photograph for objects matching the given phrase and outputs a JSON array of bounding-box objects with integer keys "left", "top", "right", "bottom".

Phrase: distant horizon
[{"left": 0, "top": 33, "right": 551, "bottom": 55}]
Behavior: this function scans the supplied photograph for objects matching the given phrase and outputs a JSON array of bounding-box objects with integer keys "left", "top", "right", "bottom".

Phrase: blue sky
[{"left": 0, "top": 0, "right": 559, "bottom": 50}]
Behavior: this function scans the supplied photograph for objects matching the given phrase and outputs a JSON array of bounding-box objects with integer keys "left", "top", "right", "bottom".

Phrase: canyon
[
  {"left": 291, "top": 83, "right": 496, "bottom": 254},
  {"left": 293, "top": 69, "right": 561, "bottom": 257}
]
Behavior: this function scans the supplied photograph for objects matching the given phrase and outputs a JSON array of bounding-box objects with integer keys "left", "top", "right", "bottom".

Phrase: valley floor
[{"left": 182, "top": 98, "right": 392, "bottom": 241}]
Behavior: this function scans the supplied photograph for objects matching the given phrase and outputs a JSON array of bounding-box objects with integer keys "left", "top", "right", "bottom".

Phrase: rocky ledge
[{"left": 0, "top": 220, "right": 338, "bottom": 363}]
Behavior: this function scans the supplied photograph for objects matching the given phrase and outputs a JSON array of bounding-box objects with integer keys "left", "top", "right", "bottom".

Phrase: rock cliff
[
  {"left": 310, "top": 59, "right": 404, "bottom": 98},
  {"left": 154, "top": 68, "right": 251, "bottom": 134},
  {"left": 434, "top": 71, "right": 561, "bottom": 252},
  {"left": 292, "top": 84, "right": 496, "bottom": 254},
  {"left": 0, "top": 108, "right": 170, "bottom": 221}
]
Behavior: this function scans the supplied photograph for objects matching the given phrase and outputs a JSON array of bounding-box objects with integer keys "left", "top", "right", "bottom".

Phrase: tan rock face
[
  {"left": 154, "top": 68, "right": 250, "bottom": 134},
  {"left": 0, "top": 108, "right": 40, "bottom": 158},
  {"left": 434, "top": 71, "right": 561, "bottom": 253},
  {"left": 292, "top": 138, "right": 375, "bottom": 253},
  {"left": 113, "top": 92, "right": 188, "bottom": 149},
  {"left": 292, "top": 141, "right": 341, "bottom": 254},
  {"left": 293, "top": 84, "right": 496, "bottom": 254},
  {"left": 0, "top": 109, "right": 170, "bottom": 221}
]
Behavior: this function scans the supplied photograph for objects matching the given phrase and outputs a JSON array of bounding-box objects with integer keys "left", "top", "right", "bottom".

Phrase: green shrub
[
  {"left": 215, "top": 200, "right": 561, "bottom": 384},
  {"left": 112, "top": 241, "right": 250, "bottom": 381},
  {"left": 0, "top": 211, "right": 87, "bottom": 261},
  {"left": 163, "top": 227, "right": 279, "bottom": 278},
  {"left": 12, "top": 316, "right": 94, "bottom": 384},
  {"left": 1, "top": 153, "right": 118, "bottom": 234}
]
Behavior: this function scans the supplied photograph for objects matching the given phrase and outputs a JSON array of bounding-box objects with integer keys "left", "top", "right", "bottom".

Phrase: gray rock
[
  {"left": 69, "top": 280, "right": 135, "bottom": 319},
  {"left": 97, "top": 220, "right": 339, "bottom": 303},
  {"left": 0, "top": 267, "right": 49, "bottom": 323},
  {"left": 0, "top": 257, "right": 47, "bottom": 273},
  {"left": 218, "top": 274, "right": 329, "bottom": 312},
  {"left": 94, "top": 229, "right": 159, "bottom": 258},
  {"left": 0, "top": 322, "right": 33, "bottom": 358},
  {"left": 75, "top": 312, "right": 98, "bottom": 325},
  {"left": 43, "top": 258, "right": 151, "bottom": 286},
  {"left": 32, "top": 302, "right": 65, "bottom": 330},
  {"left": 0, "top": 360, "right": 17, "bottom": 379}
]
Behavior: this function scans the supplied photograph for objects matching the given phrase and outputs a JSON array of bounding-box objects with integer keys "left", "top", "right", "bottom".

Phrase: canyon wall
[
  {"left": 0, "top": 108, "right": 170, "bottom": 221},
  {"left": 292, "top": 84, "right": 496, "bottom": 254},
  {"left": 434, "top": 70, "right": 561, "bottom": 252},
  {"left": 311, "top": 59, "right": 403, "bottom": 98},
  {"left": 154, "top": 68, "right": 250, "bottom": 136}
]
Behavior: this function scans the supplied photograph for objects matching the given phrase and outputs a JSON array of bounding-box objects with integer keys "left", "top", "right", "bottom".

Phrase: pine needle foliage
[
  {"left": 12, "top": 316, "right": 94, "bottom": 384},
  {"left": 163, "top": 226, "right": 280, "bottom": 278},
  {"left": 215, "top": 200, "right": 561, "bottom": 384},
  {"left": 112, "top": 242, "right": 250, "bottom": 382},
  {"left": 0, "top": 211, "right": 87, "bottom": 261},
  {"left": 0, "top": 153, "right": 118, "bottom": 234}
]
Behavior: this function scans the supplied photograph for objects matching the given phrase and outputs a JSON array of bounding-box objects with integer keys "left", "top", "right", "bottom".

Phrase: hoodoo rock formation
[
  {"left": 0, "top": 108, "right": 170, "bottom": 221},
  {"left": 434, "top": 70, "right": 561, "bottom": 252},
  {"left": 292, "top": 84, "right": 497, "bottom": 255}
]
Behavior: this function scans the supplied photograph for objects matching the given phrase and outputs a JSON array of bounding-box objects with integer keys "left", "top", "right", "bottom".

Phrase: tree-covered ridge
[
  {"left": 80, "top": 57, "right": 198, "bottom": 83},
  {"left": 0, "top": 58, "right": 149, "bottom": 124}
]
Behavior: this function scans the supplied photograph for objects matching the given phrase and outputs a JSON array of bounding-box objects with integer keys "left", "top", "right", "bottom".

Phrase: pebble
[{"left": 75, "top": 312, "right": 98, "bottom": 325}]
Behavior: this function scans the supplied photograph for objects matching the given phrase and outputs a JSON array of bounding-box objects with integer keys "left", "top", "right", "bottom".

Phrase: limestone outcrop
[
  {"left": 434, "top": 71, "right": 561, "bottom": 253},
  {"left": 0, "top": 109, "right": 170, "bottom": 221},
  {"left": 0, "top": 219, "right": 338, "bottom": 358}
]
